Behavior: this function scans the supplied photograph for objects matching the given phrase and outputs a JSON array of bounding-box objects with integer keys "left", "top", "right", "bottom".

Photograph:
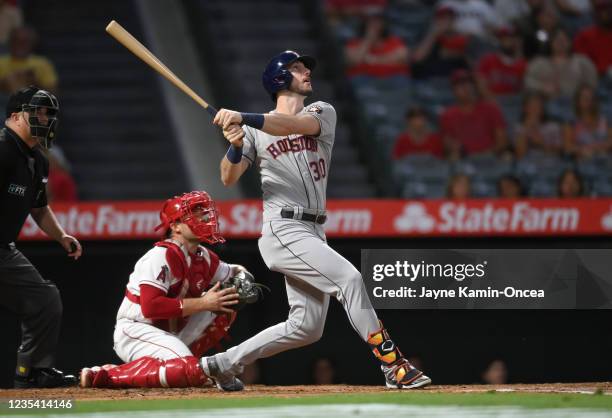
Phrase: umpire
[{"left": 0, "top": 86, "right": 82, "bottom": 388}]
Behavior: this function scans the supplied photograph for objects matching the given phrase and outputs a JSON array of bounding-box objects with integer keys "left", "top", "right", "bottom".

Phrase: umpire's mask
[{"left": 22, "top": 90, "right": 60, "bottom": 149}]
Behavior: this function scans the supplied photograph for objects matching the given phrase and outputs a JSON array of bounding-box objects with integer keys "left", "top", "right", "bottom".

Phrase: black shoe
[{"left": 14, "top": 368, "right": 78, "bottom": 389}]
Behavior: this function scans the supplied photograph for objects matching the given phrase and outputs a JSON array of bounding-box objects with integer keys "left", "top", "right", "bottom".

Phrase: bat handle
[{"left": 205, "top": 105, "right": 218, "bottom": 118}]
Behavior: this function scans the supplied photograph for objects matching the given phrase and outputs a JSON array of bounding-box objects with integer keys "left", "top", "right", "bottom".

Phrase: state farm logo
[
  {"left": 394, "top": 203, "right": 436, "bottom": 232},
  {"left": 394, "top": 202, "right": 581, "bottom": 234},
  {"left": 602, "top": 206, "right": 612, "bottom": 231}
]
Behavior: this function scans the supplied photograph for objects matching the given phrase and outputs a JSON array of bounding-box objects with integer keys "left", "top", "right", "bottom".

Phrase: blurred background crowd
[
  {"left": 2, "top": 0, "right": 612, "bottom": 203},
  {"left": 331, "top": 0, "right": 612, "bottom": 199}
]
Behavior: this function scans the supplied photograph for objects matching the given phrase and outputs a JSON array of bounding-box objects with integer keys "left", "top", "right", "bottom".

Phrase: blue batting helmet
[{"left": 262, "top": 50, "right": 316, "bottom": 101}]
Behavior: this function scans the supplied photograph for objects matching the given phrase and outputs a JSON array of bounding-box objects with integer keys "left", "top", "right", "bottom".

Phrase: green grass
[{"left": 2, "top": 392, "right": 612, "bottom": 415}]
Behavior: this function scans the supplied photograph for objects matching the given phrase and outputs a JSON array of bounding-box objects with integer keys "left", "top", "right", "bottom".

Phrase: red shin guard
[
  {"left": 92, "top": 356, "right": 208, "bottom": 388},
  {"left": 189, "top": 312, "right": 236, "bottom": 358}
]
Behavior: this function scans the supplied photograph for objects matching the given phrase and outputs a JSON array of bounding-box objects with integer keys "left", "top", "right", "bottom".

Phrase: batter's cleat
[
  {"left": 14, "top": 368, "right": 77, "bottom": 389},
  {"left": 201, "top": 355, "right": 244, "bottom": 392},
  {"left": 382, "top": 360, "right": 432, "bottom": 389},
  {"left": 367, "top": 322, "right": 431, "bottom": 389}
]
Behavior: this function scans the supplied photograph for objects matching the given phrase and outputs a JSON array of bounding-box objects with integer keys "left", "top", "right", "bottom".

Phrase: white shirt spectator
[{"left": 440, "top": 0, "right": 502, "bottom": 38}]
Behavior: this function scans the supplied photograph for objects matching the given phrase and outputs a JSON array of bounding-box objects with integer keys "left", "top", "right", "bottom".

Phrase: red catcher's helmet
[{"left": 154, "top": 191, "right": 225, "bottom": 244}]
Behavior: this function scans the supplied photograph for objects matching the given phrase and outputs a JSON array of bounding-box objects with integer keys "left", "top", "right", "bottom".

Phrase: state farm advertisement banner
[{"left": 18, "top": 198, "right": 612, "bottom": 240}]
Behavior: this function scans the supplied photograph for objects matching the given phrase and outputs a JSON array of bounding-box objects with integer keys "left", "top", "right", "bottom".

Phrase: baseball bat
[{"left": 105, "top": 20, "right": 217, "bottom": 117}]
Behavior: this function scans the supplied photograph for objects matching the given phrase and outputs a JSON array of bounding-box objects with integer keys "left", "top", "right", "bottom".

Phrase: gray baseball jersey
[
  {"left": 241, "top": 101, "right": 336, "bottom": 222},
  {"left": 212, "top": 101, "right": 381, "bottom": 377}
]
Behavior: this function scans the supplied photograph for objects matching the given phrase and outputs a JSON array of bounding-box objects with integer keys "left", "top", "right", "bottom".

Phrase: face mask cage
[
  {"left": 22, "top": 91, "right": 59, "bottom": 149},
  {"left": 181, "top": 199, "right": 225, "bottom": 244}
]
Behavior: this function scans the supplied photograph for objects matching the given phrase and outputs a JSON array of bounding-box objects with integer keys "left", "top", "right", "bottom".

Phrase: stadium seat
[
  {"left": 394, "top": 155, "right": 451, "bottom": 184},
  {"left": 515, "top": 152, "right": 572, "bottom": 183},
  {"left": 528, "top": 178, "right": 558, "bottom": 197},
  {"left": 402, "top": 178, "right": 447, "bottom": 199}
]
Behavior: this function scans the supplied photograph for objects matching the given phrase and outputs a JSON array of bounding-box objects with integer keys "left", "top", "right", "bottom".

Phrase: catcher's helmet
[
  {"left": 6, "top": 85, "right": 60, "bottom": 149},
  {"left": 262, "top": 50, "right": 316, "bottom": 101},
  {"left": 155, "top": 191, "right": 224, "bottom": 244}
]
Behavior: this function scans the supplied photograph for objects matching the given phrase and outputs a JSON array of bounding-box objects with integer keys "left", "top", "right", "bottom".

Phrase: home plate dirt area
[{"left": 1, "top": 382, "right": 611, "bottom": 401}]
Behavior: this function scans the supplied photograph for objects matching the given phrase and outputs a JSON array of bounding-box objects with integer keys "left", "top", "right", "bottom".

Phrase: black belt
[
  {"left": 0, "top": 242, "right": 16, "bottom": 250},
  {"left": 280, "top": 208, "right": 327, "bottom": 225}
]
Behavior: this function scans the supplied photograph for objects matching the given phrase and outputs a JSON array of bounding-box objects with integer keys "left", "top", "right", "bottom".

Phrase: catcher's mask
[{"left": 155, "top": 191, "right": 225, "bottom": 244}]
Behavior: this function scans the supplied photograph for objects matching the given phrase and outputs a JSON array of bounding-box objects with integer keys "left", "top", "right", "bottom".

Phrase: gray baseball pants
[{"left": 215, "top": 219, "right": 380, "bottom": 375}]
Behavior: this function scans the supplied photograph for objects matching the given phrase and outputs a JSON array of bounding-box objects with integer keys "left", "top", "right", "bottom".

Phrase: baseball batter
[
  {"left": 203, "top": 51, "right": 431, "bottom": 390},
  {"left": 80, "top": 191, "right": 247, "bottom": 389}
]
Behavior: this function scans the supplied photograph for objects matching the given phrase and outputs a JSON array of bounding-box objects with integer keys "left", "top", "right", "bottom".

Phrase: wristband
[
  {"left": 226, "top": 144, "right": 243, "bottom": 164},
  {"left": 241, "top": 113, "right": 265, "bottom": 129}
]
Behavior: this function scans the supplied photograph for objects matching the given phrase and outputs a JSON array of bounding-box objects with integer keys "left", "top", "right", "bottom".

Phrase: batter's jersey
[
  {"left": 116, "top": 244, "right": 231, "bottom": 324},
  {"left": 241, "top": 101, "right": 337, "bottom": 222}
]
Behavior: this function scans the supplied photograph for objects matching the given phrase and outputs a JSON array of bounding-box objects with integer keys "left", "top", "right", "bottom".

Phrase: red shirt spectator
[
  {"left": 574, "top": 25, "right": 612, "bottom": 75},
  {"left": 346, "top": 36, "right": 409, "bottom": 77},
  {"left": 345, "top": 15, "right": 410, "bottom": 77},
  {"left": 477, "top": 53, "right": 526, "bottom": 95},
  {"left": 392, "top": 107, "right": 444, "bottom": 159},
  {"left": 441, "top": 101, "right": 506, "bottom": 154},
  {"left": 393, "top": 132, "right": 444, "bottom": 159},
  {"left": 574, "top": 0, "right": 612, "bottom": 75},
  {"left": 476, "top": 26, "right": 526, "bottom": 96},
  {"left": 442, "top": 70, "right": 508, "bottom": 157},
  {"left": 48, "top": 168, "right": 77, "bottom": 202}
]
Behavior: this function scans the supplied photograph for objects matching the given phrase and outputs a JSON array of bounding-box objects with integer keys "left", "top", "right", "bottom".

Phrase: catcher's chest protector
[{"left": 154, "top": 241, "right": 213, "bottom": 298}]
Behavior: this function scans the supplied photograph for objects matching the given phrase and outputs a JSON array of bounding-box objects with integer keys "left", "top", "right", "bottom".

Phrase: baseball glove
[{"left": 220, "top": 267, "right": 269, "bottom": 311}]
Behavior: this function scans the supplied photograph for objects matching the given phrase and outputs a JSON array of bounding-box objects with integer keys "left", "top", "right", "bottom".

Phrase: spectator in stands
[
  {"left": 498, "top": 175, "right": 525, "bottom": 198},
  {"left": 0, "top": 27, "right": 58, "bottom": 94},
  {"left": 525, "top": 28, "right": 597, "bottom": 99},
  {"left": 481, "top": 359, "right": 509, "bottom": 384},
  {"left": 574, "top": 0, "right": 612, "bottom": 76},
  {"left": 438, "top": 0, "right": 502, "bottom": 40},
  {"left": 345, "top": 14, "right": 410, "bottom": 79},
  {"left": 557, "top": 168, "right": 584, "bottom": 197},
  {"left": 312, "top": 357, "right": 337, "bottom": 385},
  {"left": 392, "top": 107, "right": 444, "bottom": 160},
  {"left": 440, "top": 70, "right": 508, "bottom": 159},
  {"left": 514, "top": 92, "right": 563, "bottom": 157},
  {"left": 518, "top": 2, "right": 560, "bottom": 58},
  {"left": 563, "top": 85, "right": 612, "bottom": 158},
  {"left": 412, "top": 5, "right": 470, "bottom": 79},
  {"left": 476, "top": 26, "right": 527, "bottom": 98},
  {"left": 447, "top": 173, "right": 472, "bottom": 199},
  {"left": 0, "top": 0, "right": 22, "bottom": 48},
  {"left": 46, "top": 148, "right": 78, "bottom": 203}
]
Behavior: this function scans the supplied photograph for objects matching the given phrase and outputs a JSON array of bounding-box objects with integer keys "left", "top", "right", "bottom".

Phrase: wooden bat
[{"left": 105, "top": 20, "right": 217, "bottom": 117}]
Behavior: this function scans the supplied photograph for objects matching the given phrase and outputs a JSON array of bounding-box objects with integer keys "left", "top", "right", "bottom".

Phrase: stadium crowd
[{"left": 328, "top": 0, "right": 612, "bottom": 198}]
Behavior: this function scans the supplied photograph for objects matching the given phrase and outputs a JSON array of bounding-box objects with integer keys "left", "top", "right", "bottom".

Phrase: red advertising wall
[{"left": 18, "top": 198, "right": 612, "bottom": 240}]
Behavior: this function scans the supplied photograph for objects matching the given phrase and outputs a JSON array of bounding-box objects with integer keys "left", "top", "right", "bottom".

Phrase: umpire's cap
[{"left": 5, "top": 85, "right": 39, "bottom": 118}]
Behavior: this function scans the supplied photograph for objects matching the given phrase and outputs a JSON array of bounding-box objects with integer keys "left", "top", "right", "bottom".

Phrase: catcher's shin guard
[
  {"left": 367, "top": 323, "right": 431, "bottom": 389},
  {"left": 189, "top": 312, "right": 236, "bottom": 358},
  {"left": 88, "top": 356, "right": 209, "bottom": 388}
]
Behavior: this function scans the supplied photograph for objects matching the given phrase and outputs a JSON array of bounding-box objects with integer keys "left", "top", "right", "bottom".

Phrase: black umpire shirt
[{"left": 0, "top": 126, "right": 48, "bottom": 245}]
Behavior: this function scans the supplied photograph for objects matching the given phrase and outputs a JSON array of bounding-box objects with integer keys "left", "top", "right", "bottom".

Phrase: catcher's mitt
[{"left": 220, "top": 268, "right": 269, "bottom": 311}]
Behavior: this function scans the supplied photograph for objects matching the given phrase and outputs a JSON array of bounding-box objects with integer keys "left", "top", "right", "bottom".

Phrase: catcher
[{"left": 80, "top": 191, "right": 261, "bottom": 390}]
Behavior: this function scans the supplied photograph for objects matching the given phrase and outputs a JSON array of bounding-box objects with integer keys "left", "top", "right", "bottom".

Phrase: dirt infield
[{"left": 0, "top": 383, "right": 610, "bottom": 402}]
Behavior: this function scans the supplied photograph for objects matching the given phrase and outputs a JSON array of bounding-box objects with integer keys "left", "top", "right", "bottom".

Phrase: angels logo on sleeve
[{"left": 155, "top": 265, "right": 169, "bottom": 283}]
